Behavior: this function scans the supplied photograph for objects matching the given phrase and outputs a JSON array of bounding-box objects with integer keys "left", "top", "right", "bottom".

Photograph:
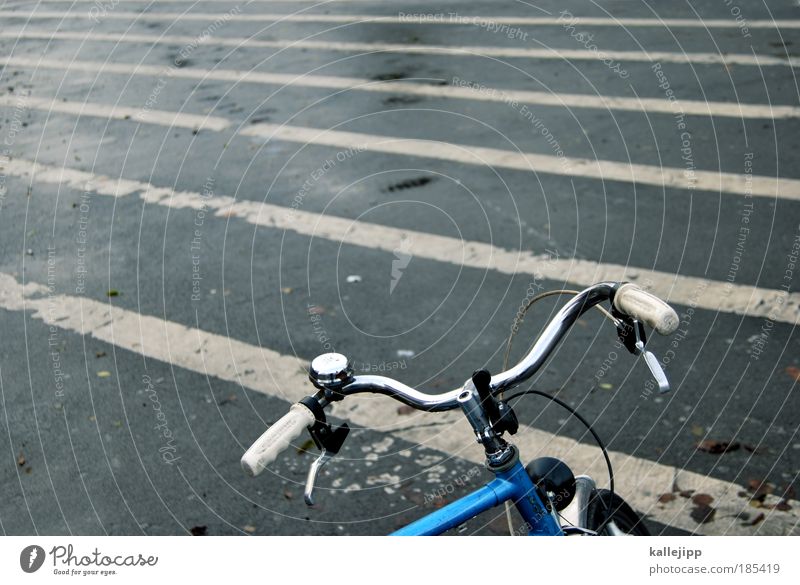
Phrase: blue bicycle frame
[{"left": 391, "top": 459, "right": 563, "bottom": 536}]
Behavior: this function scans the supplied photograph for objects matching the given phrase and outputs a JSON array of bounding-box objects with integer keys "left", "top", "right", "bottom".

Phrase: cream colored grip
[
  {"left": 613, "top": 284, "right": 679, "bottom": 336},
  {"left": 241, "top": 403, "right": 315, "bottom": 477}
]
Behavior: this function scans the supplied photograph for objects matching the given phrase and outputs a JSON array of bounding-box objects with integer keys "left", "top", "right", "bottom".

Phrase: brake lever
[
  {"left": 616, "top": 318, "right": 670, "bottom": 393},
  {"left": 303, "top": 418, "right": 349, "bottom": 506},
  {"left": 304, "top": 450, "right": 334, "bottom": 506}
]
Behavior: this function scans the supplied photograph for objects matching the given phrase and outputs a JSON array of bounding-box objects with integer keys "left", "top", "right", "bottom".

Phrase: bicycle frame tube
[{"left": 391, "top": 461, "right": 563, "bottom": 536}]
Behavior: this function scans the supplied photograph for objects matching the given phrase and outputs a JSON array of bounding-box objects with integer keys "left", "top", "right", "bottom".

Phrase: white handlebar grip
[
  {"left": 241, "top": 403, "right": 315, "bottom": 477},
  {"left": 613, "top": 283, "right": 680, "bottom": 336}
]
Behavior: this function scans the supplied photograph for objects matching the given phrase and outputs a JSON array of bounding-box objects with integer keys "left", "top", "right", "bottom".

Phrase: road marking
[
  {"left": 2, "top": 56, "right": 794, "bottom": 120},
  {"left": 3, "top": 9, "right": 800, "bottom": 29},
  {"left": 0, "top": 94, "right": 231, "bottom": 132},
  {"left": 2, "top": 29, "right": 796, "bottom": 68},
  {"left": 4, "top": 157, "right": 799, "bottom": 325},
  {"left": 240, "top": 123, "right": 800, "bottom": 200},
  {"left": 3, "top": 94, "right": 799, "bottom": 201},
  {"left": 0, "top": 271, "right": 795, "bottom": 535}
]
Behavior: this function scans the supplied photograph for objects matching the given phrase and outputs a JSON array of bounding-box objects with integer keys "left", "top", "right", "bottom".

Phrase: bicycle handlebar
[
  {"left": 241, "top": 403, "right": 315, "bottom": 477},
  {"left": 241, "top": 282, "right": 678, "bottom": 475},
  {"left": 613, "top": 283, "right": 679, "bottom": 335}
]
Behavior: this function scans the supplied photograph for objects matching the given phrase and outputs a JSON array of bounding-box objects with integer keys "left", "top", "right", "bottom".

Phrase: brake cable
[{"left": 500, "top": 289, "right": 618, "bottom": 535}]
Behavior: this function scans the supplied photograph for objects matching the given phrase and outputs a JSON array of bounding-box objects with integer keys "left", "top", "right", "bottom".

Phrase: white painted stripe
[
  {"left": 3, "top": 9, "right": 800, "bottom": 29},
  {"left": 240, "top": 123, "right": 799, "bottom": 200},
  {"left": 0, "top": 271, "right": 795, "bottom": 535},
  {"left": 4, "top": 94, "right": 799, "bottom": 201},
  {"left": 4, "top": 157, "right": 799, "bottom": 325},
  {"left": 2, "top": 29, "right": 795, "bottom": 68},
  {"left": 0, "top": 94, "right": 231, "bottom": 132},
  {"left": 2, "top": 56, "right": 794, "bottom": 120}
]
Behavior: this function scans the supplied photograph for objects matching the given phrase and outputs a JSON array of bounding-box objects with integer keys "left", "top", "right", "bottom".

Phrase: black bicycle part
[
  {"left": 586, "top": 489, "right": 650, "bottom": 535},
  {"left": 472, "top": 369, "right": 519, "bottom": 436},
  {"left": 300, "top": 395, "right": 350, "bottom": 455},
  {"left": 525, "top": 456, "right": 576, "bottom": 512}
]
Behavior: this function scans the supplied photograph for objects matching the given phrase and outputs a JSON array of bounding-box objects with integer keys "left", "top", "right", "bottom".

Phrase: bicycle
[{"left": 241, "top": 282, "right": 679, "bottom": 535}]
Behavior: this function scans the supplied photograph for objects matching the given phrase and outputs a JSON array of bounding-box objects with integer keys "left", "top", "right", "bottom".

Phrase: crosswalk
[{"left": 1, "top": 3, "right": 798, "bottom": 536}]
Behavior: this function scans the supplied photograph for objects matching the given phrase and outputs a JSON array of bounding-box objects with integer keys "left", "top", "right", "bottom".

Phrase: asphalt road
[{"left": 0, "top": 0, "right": 799, "bottom": 536}]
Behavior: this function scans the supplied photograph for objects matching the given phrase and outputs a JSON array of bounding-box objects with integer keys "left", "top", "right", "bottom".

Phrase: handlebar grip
[
  {"left": 241, "top": 403, "right": 315, "bottom": 477},
  {"left": 613, "top": 283, "right": 679, "bottom": 336}
]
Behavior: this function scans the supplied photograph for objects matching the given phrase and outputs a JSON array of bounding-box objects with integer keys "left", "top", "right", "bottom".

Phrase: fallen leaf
[
  {"left": 190, "top": 525, "right": 207, "bottom": 536},
  {"left": 744, "top": 512, "right": 765, "bottom": 526},
  {"left": 692, "top": 493, "right": 714, "bottom": 506},
  {"left": 767, "top": 501, "right": 792, "bottom": 512},
  {"left": 296, "top": 438, "right": 315, "bottom": 455},
  {"left": 243, "top": 525, "right": 256, "bottom": 533},
  {"left": 106, "top": 289, "right": 120, "bottom": 297},
  {"left": 696, "top": 439, "right": 740, "bottom": 454},
  {"left": 785, "top": 366, "right": 800, "bottom": 382},
  {"left": 679, "top": 489, "right": 695, "bottom": 498},
  {"left": 97, "top": 371, "right": 111, "bottom": 378},
  {"left": 746, "top": 479, "right": 775, "bottom": 501},
  {"left": 16, "top": 451, "right": 25, "bottom": 466},
  {"left": 690, "top": 504, "right": 716, "bottom": 524},
  {"left": 397, "top": 405, "right": 415, "bottom": 416},
  {"left": 95, "top": 351, "right": 106, "bottom": 358},
  {"left": 283, "top": 490, "right": 293, "bottom": 500},
  {"left": 658, "top": 493, "right": 676, "bottom": 503},
  {"left": 599, "top": 383, "right": 613, "bottom": 390}
]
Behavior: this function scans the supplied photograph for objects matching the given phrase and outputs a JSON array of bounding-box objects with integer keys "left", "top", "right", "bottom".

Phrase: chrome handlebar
[{"left": 314, "top": 282, "right": 621, "bottom": 412}]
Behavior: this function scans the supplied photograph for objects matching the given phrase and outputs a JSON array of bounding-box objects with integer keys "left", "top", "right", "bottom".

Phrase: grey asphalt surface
[{"left": 0, "top": 0, "right": 798, "bottom": 536}]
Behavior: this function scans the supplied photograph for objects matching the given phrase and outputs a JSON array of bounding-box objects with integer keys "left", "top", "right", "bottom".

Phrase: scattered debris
[
  {"left": 690, "top": 424, "right": 705, "bottom": 437},
  {"left": 243, "top": 525, "right": 256, "bottom": 534},
  {"left": 696, "top": 439, "right": 740, "bottom": 454},
  {"left": 106, "top": 289, "right": 120, "bottom": 297},
  {"left": 396, "top": 349, "right": 415, "bottom": 358},
  {"left": 385, "top": 177, "right": 434, "bottom": 192},
  {"left": 679, "top": 489, "right": 695, "bottom": 498},
  {"left": 346, "top": 275, "right": 362, "bottom": 284},
  {"left": 97, "top": 371, "right": 111, "bottom": 378},
  {"left": 692, "top": 493, "right": 714, "bottom": 506},
  {"left": 599, "top": 383, "right": 613, "bottom": 390},
  {"left": 190, "top": 526, "right": 208, "bottom": 536},
  {"left": 283, "top": 490, "right": 293, "bottom": 500},
  {"left": 657, "top": 493, "right": 676, "bottom": 504},
  {"left": 95, "top": 351, "right": 106, "bottom": 358},
  {"left": 296, "top": 438, "right": 315, "bottom": 455},
  {"left": 743, "top": 512, "right": 764, "bottom": 527},
  {"left": 690, "top": 503, "right": 716, "bottom": 524},
  {"left": 397, "top": 405, "right": 415, "bottom": 416},
  {"left": 784, "top": 366, "right": 800, "bottom": 382},
  {"left": 16, "top": 451, "right": 25, "bottom": 466},
  {"left": 280, "top": 287, "right": 293, "bottom": 294}
]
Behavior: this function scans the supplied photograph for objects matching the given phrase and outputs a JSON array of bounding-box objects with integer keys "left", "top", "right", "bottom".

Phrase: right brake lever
[{"left": 616, "top": 318, "right": 670, "bottom": 393}]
